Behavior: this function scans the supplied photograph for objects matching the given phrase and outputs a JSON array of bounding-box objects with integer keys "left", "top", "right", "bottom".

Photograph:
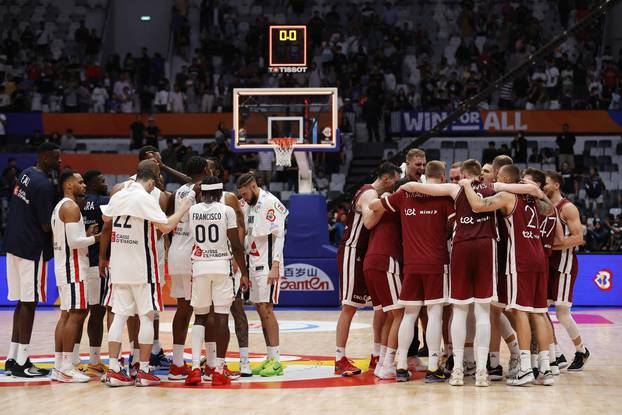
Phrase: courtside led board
[{"left": 269, "top": 25, "right": 307, "bottom": 73}]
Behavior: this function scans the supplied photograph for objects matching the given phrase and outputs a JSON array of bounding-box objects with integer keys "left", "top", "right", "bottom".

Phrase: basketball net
[{"left": 271, "top": 137, "right": 297, "bottom": 167}]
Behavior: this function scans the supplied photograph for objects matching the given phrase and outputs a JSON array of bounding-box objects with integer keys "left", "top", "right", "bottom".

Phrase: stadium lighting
[{"left": 140, "top": 16, "right": 151, "bottom": 21}]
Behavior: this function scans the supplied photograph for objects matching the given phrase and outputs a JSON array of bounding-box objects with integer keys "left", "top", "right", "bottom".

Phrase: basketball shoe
[
  {"left": 11, "top": 359, "right": 50, "bottom": 378},
  {"left": 259, "top": 359, "right": 284, "bottom": 377},
  {"left": 396, "top": 369, "right": 410, "bottom": 382},
  {"left": 223, "top": 364, "right": 241, "bottom": 380},
  {"left": 135, "top": 369, "right": 161, "bottom": 386},
  {"left": 211, "top": 370, "right": 231, "bottom": 386},
  {"left": 51, "top": 369, "right": 69, "bottom": 382},
  {"left": 57, "top": 368, "right": 91, "bottom": 383},
  {"left": 506, "top": 368, "right": 535, "bottom": 386},
  {"left": 368, "top": 354, "right": 380, "bottom": 371},
  {"left": 129, "top": 362, "right": 139, "bottom": 378},
  {"left": 567, "top": 348, "right": 590, "bottom": 371},
  {"left": 506, "top": 356, "right": 520, "bottom": 379},
  {"left": 443, "top": 355, "right": 454, "bottom": 375},
  {"left": 533, "top": 370, "right": 554, "bottom": 386},
  {"left": 487, "top": 363, "right": 504, "bottom": 381},
  {"left": 376, "top": 364, "right": 396, "bottom": 380},
  {"left": 424, "top": 368, "right": 447, "bottom": 383},
  {"left": 168, "top": 363, "right": 192, "bottom": 381},
  {"left": 4, "top": 359, "right": 16, "bottom": 376},
  {"left": 185, "top": 368, "right": 202, "bottom": 385},
  {"left": 334, "top": 357, "right": 361, "bottom": 376},
  {"left": 240, "top": 360, "right": 252, "bottom": 377},
  {"left": 149, "top": 349, "right": 170, "bottom": 370},
  {"left": 202, "top": 366, "right": 214, "bottom": 381},
  {"left": 464, "top": 361, "right": 476, "bottom": 377},
  {"left": 556, "top": 354, "right": 568, "bottom": 369},
  {"left": 87, "top": 362, "right": 108, "bottom": 377},
  {"left": 475, "top": 369, "right": 490, "bottom": 387},
  {"left": 448, "top": 368, "right": 464, "bottom": 386},
  {"left": 550, "top": 360, "right": 560, "bottom": 376},
  {"left": 104, "top": 368, "right": 134, "bottom": 387}
]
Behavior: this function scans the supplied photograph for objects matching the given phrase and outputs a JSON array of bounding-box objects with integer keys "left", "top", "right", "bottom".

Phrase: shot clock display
[{"left": 269, "top": 25, "right": 307, "bottom": 72}]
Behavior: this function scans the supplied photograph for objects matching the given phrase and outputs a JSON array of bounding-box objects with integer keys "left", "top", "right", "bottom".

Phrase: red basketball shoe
[
  {"left": 223, "top": 364, "right": 241, "bottom": 380},
  {"left": 135, "top": 370, "right": 161, "bottom": 387},
  {"left": 212, "top": 370, "right": 231, "bottom": 386},
  {"left": 168, "top": 363, "right": 192, "bottom": 381},
  {"left": 368, "top": 354, "right": 380, "bottom": 371},
  {"left": 335, "top": 357, "right": 362, "bottom": 376},
  {"left": 104, "top": 369, "right": 134, "bottom": 387},
  {"left": 185, "top": 368, "right": 202, "bottom": 385}
]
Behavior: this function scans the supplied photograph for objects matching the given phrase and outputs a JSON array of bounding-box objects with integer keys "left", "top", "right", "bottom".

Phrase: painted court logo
[
  {"left": 281, "top": 263, "right": 334, "bottom": 291},
  {"left": 593, "top": 269, "right": 613, "bottom": 291}
]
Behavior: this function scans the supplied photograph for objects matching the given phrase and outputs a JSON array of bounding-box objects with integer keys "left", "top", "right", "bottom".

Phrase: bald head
[
  {"left": 136, "top": 159, "right": 160, "bottom": 182},
  {"left": 498, "top": 164, "right": 520, "bottom": 184}
]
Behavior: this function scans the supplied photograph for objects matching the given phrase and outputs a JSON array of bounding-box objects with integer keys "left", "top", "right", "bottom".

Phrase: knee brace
[
  {"left": 108, "top": 314, "right": 128, "bottom": 343},
  {"left": 556, "top": 306, "right": 580, "bottom": 339},
  {"left": 138, "top": 314, "right": 155, "bottom": 344}
]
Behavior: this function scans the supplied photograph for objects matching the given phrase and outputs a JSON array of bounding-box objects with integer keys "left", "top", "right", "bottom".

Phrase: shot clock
[{"left": 268, "top": 25, "right": 307, "bottom": 73}]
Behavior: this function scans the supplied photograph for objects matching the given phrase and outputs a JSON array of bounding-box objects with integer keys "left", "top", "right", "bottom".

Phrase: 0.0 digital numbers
[{"left": 279, "top": 30, "right": 297, "bottom": 41}]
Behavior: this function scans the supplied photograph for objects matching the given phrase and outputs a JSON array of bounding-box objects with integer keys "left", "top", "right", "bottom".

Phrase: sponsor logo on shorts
[
  {"left": 593, "top": 269, "right": 613, "bottom": 291},
  {"left": 281, "top": 263, "right": 334, "bottom": 291}
]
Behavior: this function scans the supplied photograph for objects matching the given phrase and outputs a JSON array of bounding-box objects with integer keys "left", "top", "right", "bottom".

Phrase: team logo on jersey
[
  {"left": 111, "top": 231, "right": 116, "bottom": 242},
  {"left": 193, "top": 245, "right": 203, "bottom": 256},
  {"left": 281, "top": 263, "right": 335, "bottom": 291},
  {"left": 593, "top": 269, "right": 613, "bottom": 291},
  {"left": 249, "top": 241, "right": 260, "bottom": 256},
  {"left": 266, "top": 209, "right": 276, "bottom": 222}
]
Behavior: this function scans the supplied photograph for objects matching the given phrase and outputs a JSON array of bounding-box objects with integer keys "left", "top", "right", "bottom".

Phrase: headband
[{"left": 201, "top": 183, "right": 223, "bottom": 191}]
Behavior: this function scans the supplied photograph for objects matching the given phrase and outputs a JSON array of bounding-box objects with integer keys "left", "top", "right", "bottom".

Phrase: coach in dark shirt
[
  {"left": 556, "top": 123, "right": 576, "bottom": 169},
  {"left": 3, "top": 142, "right": 61, "bottom": 377}
]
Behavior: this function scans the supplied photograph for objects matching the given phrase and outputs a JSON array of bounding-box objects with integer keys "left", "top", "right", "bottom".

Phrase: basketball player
[
  {"left": 81, "top": 170, "right": 110, "bottom": 375},
  {"left": 51, "top": 170, "right": 100, "bottom": 382},
  {"left": 459, "top": 164, "right": 555, "bottom": 386},
  {"left": 371, "top": 161, "right": 455, "bottom": 383},
  {"left": 236, "top": 173, "right": 289, "bottom": 377},
  {"left": 202, "top": 157, "right": 250, "bottom": 377},
  {"left": 334, "top": 162, "right": 401, "bottom": 376},
  {"left": 184, "top": 177, "right": 250, "bottom": 385},
  {"left": 362, "top": 179, "right": 404, "bottom": 380},
  {"left": 481, "top": 163, "right": 494, "bottom": 184},
  {"left": 101, "top": 160, "right": 191, "bottom": 387},
  {"left": 544, "top": 171, "right": 589, "bottom": 371},
  {"left": 4, "top": 142, "right": 61, "bottom": 378},
  {"left": 167, "top": 156, "right": 209, "bottom": 381},
  {"left": 449, "top": 162, "right": 461, "bottom": 184}
]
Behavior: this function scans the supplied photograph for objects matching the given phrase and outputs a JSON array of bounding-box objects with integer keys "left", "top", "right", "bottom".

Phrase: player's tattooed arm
[
  {"left": 399, "top": 182, "right": 460, "bottom": 199},
  {"left": 462, "top": 181, "right": 511, "bottom": 213},
  {"left": 553, "top": 202, "right": 584, "bottom": 250},
  {"left": 535, "top": 196, "right": 554, "bottom": 216}
]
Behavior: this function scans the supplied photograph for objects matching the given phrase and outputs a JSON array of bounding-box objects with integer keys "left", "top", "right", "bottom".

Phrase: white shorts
[
  {"left": 191, "top": 274, "right": 234, "bottom": 315},
  {"left": 249, "top": 273, "right": 280, "bottom": 305},
  {"left": 59, "top": 282, "right": 88, "bottom": 311},
  {"left": 111, "top": 283, "right": 163, "bottom": 317},
  {"left": 87, "top": 267, "right": 110, "bottom": 306},
  {"left": 170, "top": 274, "right": 191, "bottom": 300},
  {"left": 6, "top": 253, "right": 48, "bottom": 303}
]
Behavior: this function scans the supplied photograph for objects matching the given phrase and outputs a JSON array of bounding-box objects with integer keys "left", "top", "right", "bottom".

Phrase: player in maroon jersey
[
  {"left": 335, "top": 162, "right": 401, "bottom": 376},
  {"left": 460, "top": 164, "right": 556, "bottom": 386},
  {"left": 361, "top": 179, "right": 404, "bottom": 379},
  {"left": 481, "top": 163, "right": 494, "bottom": 184},
  {"left": 543, "top": 171, "right": 589, "bottom": 371},
  {"left": 370, "top": 161, "right": 454, "bottom": 382},
  {"left": 400, "top": 159, "right": 542, "bottom": 387}
]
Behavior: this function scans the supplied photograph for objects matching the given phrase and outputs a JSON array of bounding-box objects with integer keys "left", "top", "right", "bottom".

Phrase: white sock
[
  {"left": 216, "top": 357, "right": 225, "bottom": 372},
  {"left": 268, "top": 346, "right": 280, "bottom": 362},
  {"left": 425, "top": 304, "right": 443, "bottom": 372},
  {"left": 549, "top": 343, "right": 557, "bottom": 363},
  {"left": 191, "top": 325, "right": 204, "bottom": 369},
  {"left": 378, "top": 345, "right": 387, "bottom": 365},
  {"left": 508, "top": 339, "right": 520, "bottom": 358},
  {"left": 152, "top": 339, "right": 162, "bottom": 354},
  {"left": 555, "top": 343, "right": 562, "bottom": 358},
  {"left": 450, "top": 304, "right": 468, "bottom": 371},
  {"left": 62, "top": 352, "right": 73, "bottom": 372},
  {"left": 576, "top": 343, "right": 586, "bottom": 354},
  {"left": 17, "top": 344, "right": 29, "bottom": 366},
  {"left": 239, "top": 347, "right": 249, "bottom": 362},
  {"left": 519, "top": 350, "right": 531, "bottom": 372},
  {"left": 383, "top": 348, "right": 396, "bottom": 368},
  {"left": 206, "top": 341, "right": 217, "bottom": 368},
  {"left": 89, "top": 347, "right": 101, "bottom": 365},
  {"left": 490, "top": 352, "right": 500, "bottom": 368},
  {"left": 336, "top": 346, "right": 345, "bottom": 361},
  {"left": 428, "top": 351, "right": 440, "bottom": 372},
  {"left": 538, "top": 351, "right": 550, "bottom": 373},
  {"left": 373, "top": 342, "right": 381, "bottom": 357},
  {"left": 397, "top": 306, "right": 419, "bottom": 370},
  {"left": 531, "top": 353, "right": 538, "bottom": 369},
  {"left": 54, "top": 352, "right": 62, "bottom": 370},
  {"left": 173, "top": 344, "right": 185, "bottom": 366},
  {"left": 139, "top": 361, "right": 149, "bottom": 371},
  {"left": 8, "top": 342, "right": 18, "bottom": 360},
  {"left": 109, "top": 357, "right": 120, "bottom": 372},
  {"left": 72, "top": 343, "right": 81, "bottom": 365},
  {"left": 474, "top": 303, "right": 491, "bottom": 371}
]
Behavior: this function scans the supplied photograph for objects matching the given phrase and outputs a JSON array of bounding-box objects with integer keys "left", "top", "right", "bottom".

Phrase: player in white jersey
[
  {"left": 100, "top": 160, "right": 191, "bottom": 387},
  {"left": 236, "top": 173, "right": 288, "bottom": 377},
  {"left": 184, "top": 177, "right": 249, "bottom": 385},
  {"left": 166, "top": 156, "right": 208, "bottom": 380},
  {"left": 51, "top": 170, "right": 100, "bottom": 383}
]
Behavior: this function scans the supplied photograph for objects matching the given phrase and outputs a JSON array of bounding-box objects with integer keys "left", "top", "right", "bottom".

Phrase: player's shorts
[
  {"left": 249, "top": 272, "right": 280, "bottom": 305},
  {"left": 59, "top": 281, "right": 88, "bottom": 311},
  {"left": 110, "top": 283, "right": 163, "bottom": 317},
  {"left": 506, "top": 272, "right": 548, "bottom": 313},
  {"left": 87, "top": 267, "right": 110, "bottom": 306},
  {"left": 449, "top": 239, "right": 498, "bottom": 304},
  {"left": 400, "top": 265, "right": 449, "bottom": 306},
  {"left": 548, "top": 271, "right": 577, "bottom": 307},
  {"left": 192, "top": 273, "right": 235, "bottom": 314},
  {"left": 337, "top": 245, "right": 369, "bottom": 308},
  {"left": 170, "top": 274, "right": 191, "bottom": 301},
  {"left": 363, "top": 256, "right": 403, "bottom": 312},
  {"left": 6, "top": 253, "right": 48, "bottom": 303}
]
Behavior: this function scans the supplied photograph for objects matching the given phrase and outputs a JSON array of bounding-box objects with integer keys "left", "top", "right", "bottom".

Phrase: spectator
[
  {"left": 168, "top": 84, "right": 186, "bottom": 112},
  {"left": 482, "top": 141, "right": 498, "bottom": 164},
  {"left": 545, "top": 58, "right": 560, "bottom": 103},
  {"left": 556, "top": 123, "right": 576, "bottom": 169},
  {"left": 139, "top": 85, "right": 154, "bottom": 113},
  {"left": 129, "top": 114, "right": 145, "bottom": 150},
  {"left": 528, "top": 147, "right": 542, "bottom": 163},
  {"left": 60, "top": 129, "right": 77, "bottom": 151},
  {"left": 511, "top": 132, "right": 528, "bottom": 163},
  {"left": 91, "top": 83, "right": 108, "bottom": 112},
  {"left": 560, "top": 162, "right": 578, "bottom": 197},
  {"left": 144, "top": 117, "right": 160, "bottom": 148},
  {"left": 584, "top": 167, "right": 605, "bottom": 211},
  {"left": 120, "top": 86, "right": 134, "bottom": 113},
  {"left": 498, "top": 143, "right": 511, "bottom": 157},
  {"left": 154, "top": 83, "right": 170, "bottom": 112},
  {"left": 63, "top": 82, "right": 79, "bottom": 112},
  {"left": 85, "top": 28, "right": 101, "bottom": 61},
  {"left": 2, "top": 157, "right": 20, "bottom": 177}
]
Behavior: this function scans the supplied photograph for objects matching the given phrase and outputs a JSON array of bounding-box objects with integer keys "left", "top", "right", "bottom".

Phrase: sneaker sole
[
  {"left": 336, "top": 370, "right": 361, "bottom": 377},
  {"left": 56, "top": 377, "right": 90, "bottom": 383},
  {"left": 425, "top": 378, "right": 446, "bottom": 383},
  {"left": 240, "top": 372, "right": 253, "bottom": 377},
  {"left": 489, "top": 375, "right": 504, "bottom": 381},
  {"left": 167, "top": 375, "right": 188, "bottom": 381},
  {"left": 448, "top": 381, "right": 464, "bottom": 386},
  {"left": 135, "top": 380, "right": 161, "bottom": 387},
  {"left": 105, "top": 379, "right": 134, "bottom": 387},
  {"left": 185, "top": 379, "right": 202, "bottom": 385}
]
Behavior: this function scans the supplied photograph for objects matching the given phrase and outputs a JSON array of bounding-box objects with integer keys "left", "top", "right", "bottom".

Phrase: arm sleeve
[
  {"left": 225, "top": 206, "right": 237, "bottom": 230},
  {"left": 65, "top": 222, "right": 96, "bottom": 249}
]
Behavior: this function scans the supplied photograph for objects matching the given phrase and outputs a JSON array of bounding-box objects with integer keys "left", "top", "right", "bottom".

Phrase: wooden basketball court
[{"left": 0, "top": 307, "right": 620, "bottom": 414}]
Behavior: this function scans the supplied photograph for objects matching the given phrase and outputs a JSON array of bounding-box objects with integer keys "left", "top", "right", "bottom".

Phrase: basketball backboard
[{"left": 231, "top": 87, "right": 340, "bottom": 152}]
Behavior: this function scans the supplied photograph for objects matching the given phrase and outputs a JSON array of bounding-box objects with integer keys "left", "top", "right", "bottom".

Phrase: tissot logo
[{"left": 593, "top": 269, "right": 613, "bottom": 291}]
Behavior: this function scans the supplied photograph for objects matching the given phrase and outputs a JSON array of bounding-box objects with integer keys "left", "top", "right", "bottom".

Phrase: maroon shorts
[
  {"left": 363, "top": 256, "right": 402, "bottom": 311},
  {"left": 548, "top": 270, "right": 577, "bottom": 306},
  {"left": 338, "top": 245, "right": 369, "bottom": 307},
  {"left": 399, "top": 266, "right": 449, "bottom": 306},
  {"left": 450, "top": 239, "right": 498, "bottom": 304},
  {"left": 506, "top": 272, "right": 548, "bottom": 313}
]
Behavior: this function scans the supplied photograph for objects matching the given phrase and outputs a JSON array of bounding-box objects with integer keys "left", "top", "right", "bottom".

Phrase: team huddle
[
  {"left": 3, "top": 143, "right": 288, "bottom": 386},
  {"left": 335, "top": 149, "right": 589, "bottom": 386}
]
